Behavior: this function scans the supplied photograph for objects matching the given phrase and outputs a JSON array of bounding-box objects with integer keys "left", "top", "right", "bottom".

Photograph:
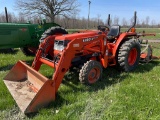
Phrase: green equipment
[{"left": 0, "top": 21, "right": 60, "bottom": 55}]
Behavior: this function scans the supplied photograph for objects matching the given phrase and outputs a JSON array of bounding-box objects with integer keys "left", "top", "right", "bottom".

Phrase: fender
[{"left": 112, "top": 32, "right": 137, "bottom": 57}]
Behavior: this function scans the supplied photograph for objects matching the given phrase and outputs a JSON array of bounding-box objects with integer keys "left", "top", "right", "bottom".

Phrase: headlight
[{"left": 54, "top": 40, "right": 70, "bottom": 51}]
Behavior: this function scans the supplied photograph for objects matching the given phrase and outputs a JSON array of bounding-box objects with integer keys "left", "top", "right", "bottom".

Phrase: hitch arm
[{"left": 137, "top": 33, "right": 156, "bottom": 38}]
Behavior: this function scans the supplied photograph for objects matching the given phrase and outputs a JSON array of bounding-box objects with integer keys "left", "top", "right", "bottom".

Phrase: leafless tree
[
  {"left": 15, "top": 0, "right": 80, "bottom": 22},
  {"left": 151, "top": 19, "right": 156, "bottom": 28},
  {"left": 122, "top": 17, "right": 128, "bottom": 27},
  {"left": 18, "top": 12, "right": 25, "bottom": 23},
  {"left": 136, "top": 17, "right": 141, "bottom": 27},
  {"left": 0, "top": 12, "right": 17, "bottom": 22},
  {"left": 145, "top": 16, "right": 150, "bottom": 27},
  {"left": 0, "top": 13, "right": 6, "bottom": 22},
  {"left": 97, "top": 14, "right": 101, "bottom": 25},
  {"left": 141, "top": 19, "right": 145, "bottom": 27},
  {"left": 113, "top": 16, "right": 119, "bottom": 25}
]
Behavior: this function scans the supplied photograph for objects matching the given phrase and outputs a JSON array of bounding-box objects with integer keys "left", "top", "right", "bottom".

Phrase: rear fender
[{"left": 111, "top": 32, "right": 137, "bottom": 56}]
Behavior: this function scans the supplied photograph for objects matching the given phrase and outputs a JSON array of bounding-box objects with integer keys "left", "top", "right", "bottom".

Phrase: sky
[
  {"left": 0, "top": 0, "right": 160, "bottom": 24},
  {"left": 79, "top": 0, "right": 160, "bottom": 24}
]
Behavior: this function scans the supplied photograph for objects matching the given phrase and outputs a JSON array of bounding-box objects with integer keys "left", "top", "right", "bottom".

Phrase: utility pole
[{"left": 87, "top": 0, "right": 91, "bottom": 29}]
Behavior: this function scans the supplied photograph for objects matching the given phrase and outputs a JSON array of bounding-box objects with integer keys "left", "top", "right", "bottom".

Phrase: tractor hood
[
  {"left": 0, "top": 23, "right": 32, "bottom": 26},
  {"left": 54, "top": 30, "right": 101, "bottom": 51},
  {"left": 0, "top": 23, "right": 39, "bottom": 48},
  {"left": 55, "top": 30, "right": 100, "bottom": 41}
]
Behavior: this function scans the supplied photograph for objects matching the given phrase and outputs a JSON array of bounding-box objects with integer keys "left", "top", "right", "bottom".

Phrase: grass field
[{"left": 1, "top": 31, "right": 160, "bottom": 119}]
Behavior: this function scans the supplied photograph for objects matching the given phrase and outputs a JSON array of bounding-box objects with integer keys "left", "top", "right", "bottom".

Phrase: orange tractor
[{"left": 3, "top": 12, "right": 156, "bottom": 113}]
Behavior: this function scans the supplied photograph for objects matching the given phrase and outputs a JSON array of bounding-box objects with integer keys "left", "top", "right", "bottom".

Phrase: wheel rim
[
  {"left": 128, "top": 48, "right": 137, "bottom": 66},
  {"left": 88, "top": 67, "right": 100, "bottom": 84}
]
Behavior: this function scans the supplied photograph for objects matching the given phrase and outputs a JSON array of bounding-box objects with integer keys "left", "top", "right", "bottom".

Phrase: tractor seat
[{"left": 107, "top": 25, "right": 120, "bottom": 42}]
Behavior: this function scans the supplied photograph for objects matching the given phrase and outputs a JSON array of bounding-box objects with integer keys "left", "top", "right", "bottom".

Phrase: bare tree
[
  {"left": 15, "top": 0, "right": 80, "bottom": 22},
  {"left": 113, "top": 16, "right": 119, "bottom": 25},
  {"left": 122, "top": 17, "right": 128, "bottom": 27},
  {"left": 97, "top": 14, "right": 101, "bottom": 25},
  {"left": 151, "top": 19, "right": 156, "bottom": 28},
  {"left": 136, "top": 17, "right": 140, "bottom": 27},
  {"left": 18, "top": 12, "right": 25, "bottom": 23},
  {"left": 0, "top": 13, "right": 6, "bottom": 22},
  {"left": 141, "top": 19, "right": 145, "bottom": 28},
  {"left": 145, "top": 16, "right": 150, "bottom": 27},
  {"left": 0, "top": 12, "right": 17, "bottom": 22}
]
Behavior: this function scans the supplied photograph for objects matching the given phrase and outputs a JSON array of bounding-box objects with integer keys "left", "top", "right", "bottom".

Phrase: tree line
[
  {"left": 0, "top": 11, "right": 159, "bottom": 29},
  {"left": 0, "top": 0, "right": 159, "bottom": 29}
]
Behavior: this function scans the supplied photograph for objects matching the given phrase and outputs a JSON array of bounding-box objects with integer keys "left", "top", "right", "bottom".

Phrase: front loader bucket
[{"left": 3, "top": 60, "right": 55, "bottom": 114}]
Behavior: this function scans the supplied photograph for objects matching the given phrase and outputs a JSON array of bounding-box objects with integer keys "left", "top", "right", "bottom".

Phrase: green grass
[{"left": 1, "top": 43, "right": 160, "bottom": 119}]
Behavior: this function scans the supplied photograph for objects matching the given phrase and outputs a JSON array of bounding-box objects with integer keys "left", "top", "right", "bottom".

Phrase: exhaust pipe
[
  {"left": 107, "top": 14, "right": 111, "bottom": 29},
  {"left": 5, "top": 7, "right": 8, "bottom": 23}
]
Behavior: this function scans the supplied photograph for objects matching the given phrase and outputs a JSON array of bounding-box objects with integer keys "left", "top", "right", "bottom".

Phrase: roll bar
[{"left": 127, "top": 11, "right": 137, "bottom": 32}]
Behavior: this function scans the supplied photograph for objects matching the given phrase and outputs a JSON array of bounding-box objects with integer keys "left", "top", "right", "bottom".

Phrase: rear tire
[
  {"left": 39, "top": 26, "right": 68, "bottom": 43},
  {"left": 117, "top": 39, "right": 141, "bottom": 72},
  {"left": 79, "top": 60, "right": 102, "bottom": 85},
  {"left": 39, "top": 26, "right": 68, "bottom": 58}
]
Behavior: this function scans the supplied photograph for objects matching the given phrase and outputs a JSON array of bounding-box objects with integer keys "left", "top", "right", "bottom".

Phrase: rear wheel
[
  {"left": 39, "top": 26, "right": 68, "bottom": 43},
  {"left": 39, "top": 26, "right": 68, "bottom": 58},
  {"left": 79, "top": 60, "right": 102, "bottom": 85},
  {"left": 117, "top": 39, "right": 141, "bottom": 72}
]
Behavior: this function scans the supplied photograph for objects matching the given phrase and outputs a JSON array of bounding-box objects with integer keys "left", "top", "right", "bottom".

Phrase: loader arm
[
  {"left": 52, "top": 34, "right": 107, "bottom": 92},
  {"left": 32, "top": 36, "right": 55, "bottom": 70}
]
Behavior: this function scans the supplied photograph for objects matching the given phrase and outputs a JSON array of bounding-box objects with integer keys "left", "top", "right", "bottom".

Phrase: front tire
[
  {"left": 79, "top": 60, "right": 102, "bottom": 85},
  {"left": 117, "top": 39, "right": 141, "bottom": 72}
]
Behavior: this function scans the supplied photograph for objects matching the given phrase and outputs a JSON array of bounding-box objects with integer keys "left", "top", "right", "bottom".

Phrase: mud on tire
[
  {"left": 117, "top": 39, "right": 141, "bottom": 72},
  {"left": 79, "top": 60, "right": 102, "bottom": 85}
]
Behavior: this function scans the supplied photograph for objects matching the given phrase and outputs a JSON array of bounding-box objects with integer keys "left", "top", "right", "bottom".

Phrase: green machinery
[{"left": 0, "top": 21, "right": 60, "bottom": 55}]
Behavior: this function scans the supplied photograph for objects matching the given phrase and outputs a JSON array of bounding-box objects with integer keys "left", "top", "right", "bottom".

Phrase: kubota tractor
[{"left": 3, "top": 12, "right": 156, "bottom": 113}]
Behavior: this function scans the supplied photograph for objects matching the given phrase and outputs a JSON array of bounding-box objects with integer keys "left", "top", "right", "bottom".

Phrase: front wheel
[
  {"left": 117, "top": 39, "right": 141, "bottom": 72},
  {"left": 79, "top": 60, "right": 102, "bottom": 85}
]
